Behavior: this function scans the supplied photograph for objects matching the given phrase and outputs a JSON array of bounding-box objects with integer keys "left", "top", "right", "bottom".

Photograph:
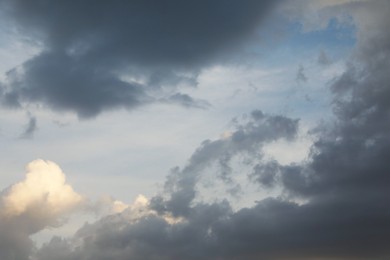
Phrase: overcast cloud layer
[{"left": 1, "top": 0, "right": 390, "bottom": 259}]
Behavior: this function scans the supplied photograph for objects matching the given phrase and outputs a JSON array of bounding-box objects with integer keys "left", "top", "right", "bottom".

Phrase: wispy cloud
[{"left": 19, "top": 113, "right": 37, "bottom": 139}]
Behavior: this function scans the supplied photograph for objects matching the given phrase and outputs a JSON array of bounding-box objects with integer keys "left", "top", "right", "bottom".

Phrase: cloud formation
[
  {"left": 19, "top": 113, "right": 37, "bottom": 139},
  {"left": 152, "top": 110, "right": 299, "bottom": 216},
  {"left": 1, "top": 1, "right": 390, "bottom": 259},
  {"left": 0, "top": 160, "right": 84, "bottom": 260},
  {"left": 26, "top": 1, "right": 390, "bottom": 259},
  {"left": 0, "top": 0, "right": 276, "bottom": 118}
]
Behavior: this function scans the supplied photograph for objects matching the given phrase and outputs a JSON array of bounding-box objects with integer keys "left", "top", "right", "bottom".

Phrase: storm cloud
[
  {"left": 1, "top": 0, "right": 390, "bottom": 259},
  {"left": 0, "top": 0, "right": 276, "bottom": 118},
  {"left": 26, "top": 1, "right": 390, "bottom": 259}
]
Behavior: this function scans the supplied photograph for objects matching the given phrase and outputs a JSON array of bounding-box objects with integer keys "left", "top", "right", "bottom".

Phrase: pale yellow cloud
[
  {"left": 111, "top": 194, "right": 184, "bottom": 225},
  {"left": 1, "top": 159, "right": 83, "bottom": 221}
]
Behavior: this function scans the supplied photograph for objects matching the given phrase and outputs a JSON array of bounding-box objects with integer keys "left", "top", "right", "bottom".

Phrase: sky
[{"left": 0, "top": 0, "right": 389, "bottom": 259}]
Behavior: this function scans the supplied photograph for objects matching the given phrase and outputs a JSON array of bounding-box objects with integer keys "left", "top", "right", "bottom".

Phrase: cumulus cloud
[
  {"left": 0, "top": 160, "right": 84, "bottom": 259},
  {"left": 0, "top": 0, "right": 277, "bottom": 118},
  {"left": 1, "top": 160, "right": 83, "bottom": 219}
]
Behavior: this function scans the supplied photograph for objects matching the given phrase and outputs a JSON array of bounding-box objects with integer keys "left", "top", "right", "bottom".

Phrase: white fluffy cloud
[
  {"left": 1, "top": 159, "right": 83, "bottom": 220},
  {"left": 0, "top": 160, "right": 84, "bottom": 259}
]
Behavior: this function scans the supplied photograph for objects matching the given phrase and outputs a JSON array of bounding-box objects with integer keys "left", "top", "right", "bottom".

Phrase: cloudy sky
[{"left": 1, "top": 0, "right": 390, "bottom": 259}]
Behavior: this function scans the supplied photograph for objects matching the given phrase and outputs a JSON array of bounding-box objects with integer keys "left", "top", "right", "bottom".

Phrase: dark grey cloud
[
  {"left": 0, "top": 224, "right": 32, "bottom": 260},
  {"left": 151, "top": 110, "right": 299, "bottom": 216},
  {"left": 249, "top": 160, "right": 280, "bottom": 187},
  {"left": 280, "top": 1, "right": 390, "bottom": 200},
  {"left": 5, "top": 52, "right": 149, "bottom": 118},
  {"left": 0, "top": 0, "right": 277, "bottom": 118},
  {"left": 35, "top": 202, "right": 233, "bottom": 260},
  {"left": 26, "top": 2, "right": 390, "bottom": 259},
  {"left": 33, "top": 195, "right": 390, "bottom": 259},
  {"left": 0, "top": 1, "right": 389, "bottom": 259}
]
